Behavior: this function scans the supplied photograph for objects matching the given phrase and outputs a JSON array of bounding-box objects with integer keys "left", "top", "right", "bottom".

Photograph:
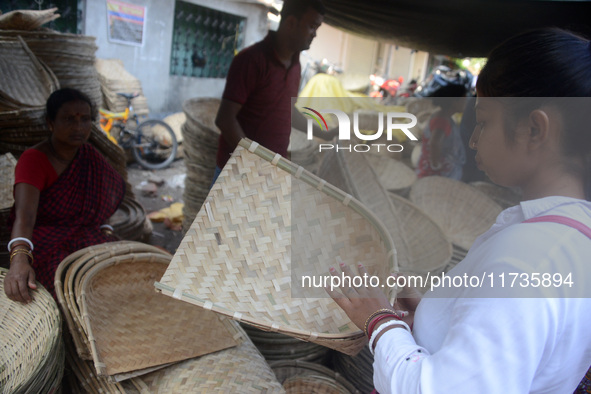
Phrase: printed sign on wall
[{"left": 106, "top": 0, "right": 146, "bottom": 46}]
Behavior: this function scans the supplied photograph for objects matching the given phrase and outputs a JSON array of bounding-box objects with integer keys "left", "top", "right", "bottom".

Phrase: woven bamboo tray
[
  {"left": 137, "top": 321, "right": 284, "bottom": 392},
  {"left": 0, "top": 268, "right": 64, "bottom": 393},
  {"left": 470, "top": 181, "right": 522, "bottom": 210},
  {"left": 410, "top": 176, "right": 503, "bottom": 250},
  {"left": 156, "top": 138, "right": 397, "bottom": 356},
  {"left": 318, "top": 147, "right": 451, "bottom": 275},
  {"left": 242, "top": 323, "right": 332, "bottom": 364},
  {"left": 78, "top": 252, "right": 240, "bottom": 379},
  {"left": 365, "top": 153, "right": 417, "bottom": 195},
  {"left": 55, "top": 242, "right": 171, "bottom": 359},
  {"left": 271, "top": 360, "right": 360, "bottom": 394}
]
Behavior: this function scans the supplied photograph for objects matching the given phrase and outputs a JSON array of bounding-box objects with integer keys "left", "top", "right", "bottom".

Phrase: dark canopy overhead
[{"left": 321, "top": 0, "right": 591, "bottom": 57}]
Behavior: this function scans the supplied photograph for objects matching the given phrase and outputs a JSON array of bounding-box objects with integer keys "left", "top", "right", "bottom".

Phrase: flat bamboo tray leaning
[
  {"left": 156, "top": 138, "right": 398, "bottom": 356},
  {"left": 0, "top": 268, "right": 64, "bottom": 393},
  {"left": 55, "top": 241, "right": 240, "bottom": 383},
  {"left": 410, "top": 176, "right": 503, "bottom": 251}
]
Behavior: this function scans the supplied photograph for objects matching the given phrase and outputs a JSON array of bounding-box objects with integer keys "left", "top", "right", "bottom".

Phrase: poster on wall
[{"left": 106, "top": 0, "right": 146, "bottom": 46}]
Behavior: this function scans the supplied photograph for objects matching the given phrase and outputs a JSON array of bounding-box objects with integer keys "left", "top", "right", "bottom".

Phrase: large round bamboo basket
[
  {"left": 410, "top": 176, "right": 503, "bottom": 250},
  {"left": 332, "top": 345, "right": 374, "bottom": 393},
  {"left": 0, "top": 268, "right": 64, "bottom": 393},
  {"left": 156, "top": 138, "right": 398, "bottom": 356},
  {"left": 365, "top": 153, "right": 417, "bottom": 196}
]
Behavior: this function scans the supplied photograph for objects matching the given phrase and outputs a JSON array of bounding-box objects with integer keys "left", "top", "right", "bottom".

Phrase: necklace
[{"left": 47, "top": 138, "right": 73, "bottom": 164}]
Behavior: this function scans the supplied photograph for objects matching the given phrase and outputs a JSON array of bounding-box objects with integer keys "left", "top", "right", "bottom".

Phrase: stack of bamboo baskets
[
  {"left": 180, "top": 97, "right": 221, "bottom": 231},
  {"left": 55, "top": 241, "right": 284, "bottom": 392},
  {"left": 95, "top": 58, "right": 149, "bottom": 117}
]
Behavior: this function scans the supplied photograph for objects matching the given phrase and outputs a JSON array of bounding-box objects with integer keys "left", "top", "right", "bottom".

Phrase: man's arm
[
  {"left": 291, "top": 105, "right": 337, "bottom": 141},
  {"left": 215, "top": 99, "right": 246, "bottom": 151}
]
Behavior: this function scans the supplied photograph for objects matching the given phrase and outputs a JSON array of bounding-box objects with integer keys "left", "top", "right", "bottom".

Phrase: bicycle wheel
[{"left": 131, "top": 119, "right": 178, "bottom": 170}]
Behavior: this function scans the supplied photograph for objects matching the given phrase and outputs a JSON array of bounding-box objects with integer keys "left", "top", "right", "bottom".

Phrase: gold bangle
[
  {"left": 10, "top": 248, "right": 34, "bottom": 264},
  {"left": 102, "top": 229, "right": 114, "bottom": 236},
  {"left": 364, "top": 308, "right": 398, "bottom": 336}
]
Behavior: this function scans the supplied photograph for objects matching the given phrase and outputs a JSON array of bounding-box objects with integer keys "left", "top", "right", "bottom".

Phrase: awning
[{"left": 321, "top": 0, "right": 591, "bottom": 57}]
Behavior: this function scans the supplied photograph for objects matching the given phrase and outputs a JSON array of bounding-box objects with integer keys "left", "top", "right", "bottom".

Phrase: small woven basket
[
  {"left": 0, "top": 268, "right": 64, "bottom": 393},
  {"left": 156, "top": 138, "right": 398, "bottom": 356},
  {"left": 410, "top": 176, "right": 503, "bottom": 250}
]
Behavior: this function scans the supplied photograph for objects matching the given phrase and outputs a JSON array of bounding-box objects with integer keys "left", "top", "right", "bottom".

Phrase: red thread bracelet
[{"left": 367, "top": 313, "right": 401, "bottom": 338}]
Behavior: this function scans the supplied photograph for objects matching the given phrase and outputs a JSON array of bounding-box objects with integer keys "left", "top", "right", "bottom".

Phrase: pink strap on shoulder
[{"left": 523, "top": 215, "right": 591, "bottom": 240}]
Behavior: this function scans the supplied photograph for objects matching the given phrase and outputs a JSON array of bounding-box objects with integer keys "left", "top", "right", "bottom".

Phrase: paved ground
[{"left": 126, "top": 158, "right": 187, "bottom": 254}]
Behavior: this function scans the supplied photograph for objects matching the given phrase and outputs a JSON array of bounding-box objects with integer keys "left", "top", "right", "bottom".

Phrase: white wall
[{"left": 84, "top": 0, "right": 268, "bottom": 114}]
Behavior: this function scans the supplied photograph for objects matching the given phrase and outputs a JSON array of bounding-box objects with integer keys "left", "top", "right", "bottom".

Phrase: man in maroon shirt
[{"left": 213, "top": 0, "right": 335, "bottom": 183}]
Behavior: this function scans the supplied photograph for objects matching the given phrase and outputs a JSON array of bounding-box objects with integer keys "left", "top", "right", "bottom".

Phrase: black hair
[
  {"left": 477, "top": 28, "right": 591, "bottom": 199},
  {"left": 428, "top": 83, "right": 467, "bottom": 107},
  {"left": 46, "top": 88, "right": 96, "bottom": 122},
  {"left": 280, "top": 0, "right": 325, "bottom": 21}
]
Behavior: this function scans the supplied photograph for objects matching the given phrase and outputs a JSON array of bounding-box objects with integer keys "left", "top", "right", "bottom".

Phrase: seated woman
[{"left": 4, "top": 88, "right": 125, "bottom": 302}]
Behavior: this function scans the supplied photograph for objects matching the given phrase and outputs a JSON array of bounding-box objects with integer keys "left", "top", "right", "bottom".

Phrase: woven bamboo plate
[
  {"left": 318, "top": 148, "right": 451, "bottom": 275},
  {"left": 410, "top": 176, "right": 503, "bottom": 250},
  {"left": 271, "top": 360, "right": 360, "bottom": 394},
  {"left": 79, "top": 252, "right": 240, "bottom": 379},
  {"left": 0, "top": 268, "right": 64, "bottom": 394},
  {"left": 156, "top": 138, "right": 397, "bottom": 356},
  {"left": 470, "top": 181, "right": 522, "bottom": 210},
  {"left": 365, "top": 153, "right": 417, "bottom": 195}
]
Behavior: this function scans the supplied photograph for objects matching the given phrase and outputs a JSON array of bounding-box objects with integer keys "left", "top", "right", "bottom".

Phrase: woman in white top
[{"left": 328, "top": 28, "right": 591, "bottom": 393}]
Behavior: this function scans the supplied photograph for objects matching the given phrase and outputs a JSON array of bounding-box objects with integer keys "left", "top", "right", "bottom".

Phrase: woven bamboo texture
[
  {"left": 318, "top": 148, "right": 451, "bottom": 275},
  {"left": 181, "top": 97, "right": 221, "bottom": 230},
  {"left": 139, "top": 321, "right": 285, "bottom": 393},
  {"left": 470, "top": 181, "right": 522, "bottom": 210},
  {"left": 156, "top": 138, "right": 397, "bottom": 356},
  {"left": 410, "top": 176, "right": 503, "bottom": 250},
  {"left": 0, "top": 28, "right": 102, "bottom": 108},
  {"left": 0, "top": 268, "right": 64, "bottom": 393},
  {"left": 242, "top": 323, "right": 331, "bottom": 364},
  {"left": 271, "top": 360, "right": 360, "bottom": 394},
  {"left": 55, "top": 241, "right": 240, "bottom": 382},
  {"left": 0, "top": 152, "right": 16, "bottom": 210},
  {"left": 163, "top": 112, "right": 185, "bottom": 143},
  {"left": 0, "top": 36, "right": 59, "bottom": 111},
  {"left": 80, "top": 253, "right": 240, "bottom": 378}
]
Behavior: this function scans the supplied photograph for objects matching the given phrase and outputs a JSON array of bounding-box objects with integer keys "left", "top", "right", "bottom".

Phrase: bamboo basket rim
[{"left": 156, "top": 138, "right": 397, "bottom": 354}]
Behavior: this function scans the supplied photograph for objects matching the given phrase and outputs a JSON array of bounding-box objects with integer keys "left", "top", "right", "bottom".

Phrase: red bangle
[{"left": 367, "top": 313, "right": 400, "bottom": 338}]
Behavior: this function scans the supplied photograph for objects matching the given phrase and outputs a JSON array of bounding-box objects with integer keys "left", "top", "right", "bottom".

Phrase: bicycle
[{"left": 99, "top": 92, "right": 178, "bottom": 170}]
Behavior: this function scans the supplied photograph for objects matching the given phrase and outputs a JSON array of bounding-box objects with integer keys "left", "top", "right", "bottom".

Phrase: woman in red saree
[{"left": 4, "top": 88, "right": 125, "bottom": 302}]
